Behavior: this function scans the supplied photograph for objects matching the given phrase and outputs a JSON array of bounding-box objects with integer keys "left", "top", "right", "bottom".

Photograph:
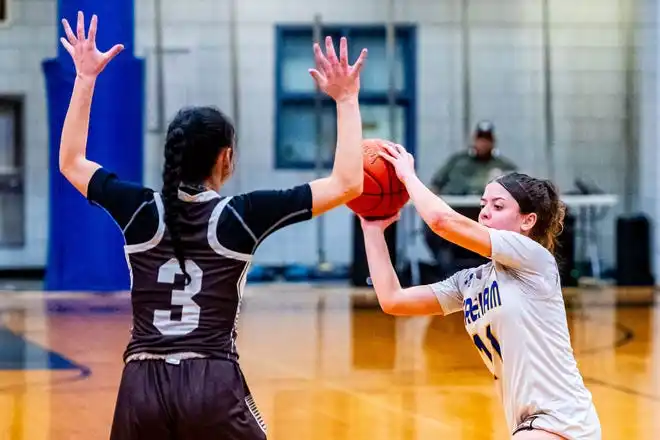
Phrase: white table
[{"left": 403, "top": 194, "right": 619, "bottom": 283}]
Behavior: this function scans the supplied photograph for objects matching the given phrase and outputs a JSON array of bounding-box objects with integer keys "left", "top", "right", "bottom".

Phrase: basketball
[{"left": 346, "top": 139, "right": 410, "bottom": 220}]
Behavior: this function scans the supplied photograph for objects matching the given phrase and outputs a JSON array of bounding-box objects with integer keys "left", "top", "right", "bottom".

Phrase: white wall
[
  {"left": 0, "top": 0, "right": 56, "bottom": 267},
  {"left": 0, "top": 0, "right": 645, "bottom": 272},
  {"left": 638, "top": 0, "right": 660, "bottom": 279},
  {"left": 136, "top": 0, "right": 632, "bottom": 268}
]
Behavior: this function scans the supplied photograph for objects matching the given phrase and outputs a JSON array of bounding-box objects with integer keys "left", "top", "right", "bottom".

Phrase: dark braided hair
[
  {"left": 161, "top": 106, "right": 236, "bottom": 284},
  {"left": 495, "top": 172, "right": 566, "bottom": 254}
]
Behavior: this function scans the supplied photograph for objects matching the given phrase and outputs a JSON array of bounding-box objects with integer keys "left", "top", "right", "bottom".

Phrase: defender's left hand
[{"left": 60, "top": 11, "right": 124, "bottom": 80}]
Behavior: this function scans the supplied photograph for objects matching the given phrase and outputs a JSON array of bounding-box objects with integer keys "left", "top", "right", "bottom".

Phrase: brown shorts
[{"left": 110, "top": 358, "right": 267, "bottom": 440}]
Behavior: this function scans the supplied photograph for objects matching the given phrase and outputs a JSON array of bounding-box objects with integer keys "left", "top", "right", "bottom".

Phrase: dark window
[
  {"left": 275, "top": 25, "right": 417, "bottom": 169},
  {"left": 0, "top": 96, "right": 24, "bottom": 247}
]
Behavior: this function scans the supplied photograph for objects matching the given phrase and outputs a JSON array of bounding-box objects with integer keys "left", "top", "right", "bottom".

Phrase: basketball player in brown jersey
[{"left": 57, "top": 11, "right": 368, "bottom": 439}]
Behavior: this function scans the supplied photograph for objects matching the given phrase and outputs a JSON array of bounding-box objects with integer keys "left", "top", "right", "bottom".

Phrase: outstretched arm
[
  {"left": 360, "top": 216, "right": 445, "bottom": 316},
  {"left": 307, "top": 37, "right": 368, "bottom": 217},
  {"left": 379, "top": 145, "right": 554, "bottom": 274},
  {"left": 403, "top": 170, "right": 492, "bottom": 257},
  {"left": 59, "top": 74, "right": 101, "bottom": 196},
  {"left": 379, "top": 143, "right": 492, "bottom": 258},
  {"left": 215, "top": 37, "right": 368, "bottom": 254},
  {"left": 57, "top": 11, "right": 124, "bottom": 196}
]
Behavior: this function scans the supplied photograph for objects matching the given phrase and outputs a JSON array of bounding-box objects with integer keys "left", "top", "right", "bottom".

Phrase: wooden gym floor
[{"left": 0, "top": 284, "right": 658, "bottom": 439}]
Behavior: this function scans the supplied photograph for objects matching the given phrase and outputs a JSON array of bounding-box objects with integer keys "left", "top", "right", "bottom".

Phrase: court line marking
[
  {"left": 584, "top": 377, "right": 660, "bottom": 402},
  {"left": 0, "top": 368, "right": 91, "bottom": 393},
  {"left": 0, "top": 321, "right": 92, "bottom": 393}
]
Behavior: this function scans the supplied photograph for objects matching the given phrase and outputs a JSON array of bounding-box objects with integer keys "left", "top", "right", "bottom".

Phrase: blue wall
[{"left": 42, "top": 1, "right": 145, "bottom": 291}]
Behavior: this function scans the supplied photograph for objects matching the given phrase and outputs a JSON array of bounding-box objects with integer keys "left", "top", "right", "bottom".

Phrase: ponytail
[
  {"left": 540, "top": 180, "right": 566, "bottom": 255},
  {"left": 162, "top": 127, "right": 191, "bottom": 285}
]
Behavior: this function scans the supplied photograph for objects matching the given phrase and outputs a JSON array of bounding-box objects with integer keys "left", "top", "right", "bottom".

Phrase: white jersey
[{"left": 431, "top": 228, "right": 601, "bottom": 439}]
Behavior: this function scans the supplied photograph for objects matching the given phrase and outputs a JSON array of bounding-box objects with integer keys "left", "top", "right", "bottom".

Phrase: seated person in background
[
  {"left": 426, "top": 121, "right": 518, "bottom": 278},
  {"left": 430, "top": 120, "right": 517, "bottom": 195}
]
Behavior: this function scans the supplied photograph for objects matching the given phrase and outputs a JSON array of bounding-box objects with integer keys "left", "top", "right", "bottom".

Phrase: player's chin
[{"left": 479, "top": 220, "right": 509, "bottom": 231}]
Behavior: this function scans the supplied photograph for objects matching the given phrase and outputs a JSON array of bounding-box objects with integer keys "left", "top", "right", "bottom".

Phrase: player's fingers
[
  {"left": 349, "top": 48, "right": 368, "bottom": 79},
  {"left": 339, "top": 36, "right": 349, "bottom": 71},
  {"left": 88, "top": 14, "right": 98, "bottom": 43},
  {"left": 393, "top": 143, "right": 407, "bottom": 154},
  {"left": 62, "top": 18, "right": 77, "bottom": 45},
  {"left": 60, "top": 37, "right": 75, "bottom": 56},
  {"left": 313, "top": 43, "right": 332, "bottom": 75},
  {"left": 381, "top": 142, "right": 400, "bottom": 158},
  {"left": 385, "top": 213, "right": 401, "bottom": 229},
  {"left": 99, "top": 44, "right": 124, "bottom": 70},
  {"left": 378, "top": 151, "right": 397, "bottom": 165},
  {"left": 104, "top": 44, "right": 124, "bottom": 61},
  {"left": 325, "top": 36, "right": 339, "bottom": 69},
  {"left": 393, "top": 143, "right": 410, "bottom": 159},
  {"left": 76, "top": 10, "right": 85, "bottom": 41},
  {"left": 308, "top": 69, "right": 326, "bottom": 87}
]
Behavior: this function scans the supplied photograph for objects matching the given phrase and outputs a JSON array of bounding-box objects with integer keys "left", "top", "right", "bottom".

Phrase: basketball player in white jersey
[{"left": 360, "top": 142, "right": 601, "bottom": 439}]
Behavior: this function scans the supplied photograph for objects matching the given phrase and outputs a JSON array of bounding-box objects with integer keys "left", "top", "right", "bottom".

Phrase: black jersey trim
[
  {"left": 121, "top": 199, "right": 155, "bottom": 235},
  {"left": 226, "top": 203, "right": 258, "bottom": 243},
  {"left": 252, "top": 208, "right": 310, "bottom": 252},
  {"left": 90, "top": 200, "right": 126, "bottom": 238},
  {"left": 207, "top": 197, "right": 253, "bottom": 262},
  {"left": 124, "top": 193, "right": 166, "bottom": 254},
  {"left": 231, "top": 260, "right": 251, "bottom": 354},
  {"left": 245, "top": 393, "right": 267, "bottom": 434}
]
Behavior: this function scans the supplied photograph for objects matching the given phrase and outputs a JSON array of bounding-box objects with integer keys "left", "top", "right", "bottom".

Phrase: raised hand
[
  {"left": 60, "top": 11, "right": 124, "bottom": 79},
  {"left": 379, "top": 142, "right": 416, "bottom": 183},
  {"left": 309, "top": 36, "right": 367, "bottom": 102}
]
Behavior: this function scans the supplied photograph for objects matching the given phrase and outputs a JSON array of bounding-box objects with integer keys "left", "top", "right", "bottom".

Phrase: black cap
[{"left": 474, "top": 120, "right": 495, "bottom": 140}]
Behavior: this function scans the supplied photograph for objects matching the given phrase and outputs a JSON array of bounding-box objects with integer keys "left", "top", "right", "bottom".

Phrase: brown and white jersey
[{"left": 87, "top": 168, "right": 312, "bottom": 362}]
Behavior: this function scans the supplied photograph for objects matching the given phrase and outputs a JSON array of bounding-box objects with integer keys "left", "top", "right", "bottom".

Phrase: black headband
[{"left": 496, "top": 173, "right": 535, "bottom": 213}]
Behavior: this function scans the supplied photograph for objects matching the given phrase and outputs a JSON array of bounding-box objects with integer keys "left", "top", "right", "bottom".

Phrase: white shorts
[{"left": 512, "top": 405, "right": 601, "bottom": 440}]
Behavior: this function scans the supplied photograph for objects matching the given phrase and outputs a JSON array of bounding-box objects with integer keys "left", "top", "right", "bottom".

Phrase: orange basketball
[{"left": 346, "top": 139, "right": 410, "bottom": 220}]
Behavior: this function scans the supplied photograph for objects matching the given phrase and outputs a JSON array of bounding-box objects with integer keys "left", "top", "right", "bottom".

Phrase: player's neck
[{"left": 181, "top": 181, "right": 216, "bottom": 193}]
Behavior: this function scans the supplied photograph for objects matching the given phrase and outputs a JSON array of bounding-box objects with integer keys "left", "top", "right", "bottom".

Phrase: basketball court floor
[{"left": 0, "top": 283, "right": 658, "bottom": 439}]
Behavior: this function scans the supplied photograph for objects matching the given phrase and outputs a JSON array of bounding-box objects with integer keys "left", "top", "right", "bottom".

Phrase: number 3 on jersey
[
  {"left": 153, "top": 258, "right": 203, "bottom": 336},
  {"left": 472, "top": 324, "right": 502, "bottom": 375}
]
